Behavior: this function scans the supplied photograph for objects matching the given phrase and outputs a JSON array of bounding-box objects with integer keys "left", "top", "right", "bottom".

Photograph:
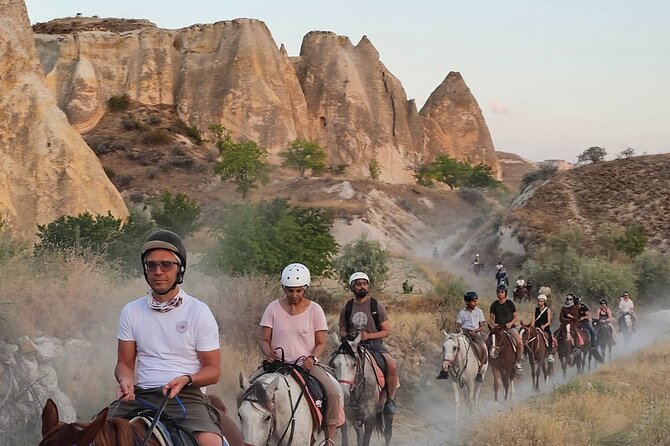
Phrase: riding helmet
[
  {"left": 496, "top": 284, "right": 508, "bottom": 293},
  {"left": 281, "top": 263, "right": 311, "bottom": 288},
  {"left": 141, "top": 229, "right": 187, "bottom": 283},
  {"left": 464, "top": 290, "right": 479, "bottom": 302},
  {"left": 599, "top": 298, "right": 608, "bottom": 304}
]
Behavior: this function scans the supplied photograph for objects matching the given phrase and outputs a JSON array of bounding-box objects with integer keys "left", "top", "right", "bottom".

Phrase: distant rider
[
  {"left": 618, "top": 291, "right": 636, "bottom": 332},
  {"left": 595, "top": 298, "right": 616, "bottom": 345}
]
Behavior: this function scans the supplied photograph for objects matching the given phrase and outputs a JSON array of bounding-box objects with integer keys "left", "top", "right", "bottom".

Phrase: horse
[
  {"left": 519, "top": 323, "right": 552, "bottom": 391},
  {"left": 556, "top": 321, "right": 598, "bottom": 376},
  {"left": 439, "top": 331, "right": 487, "bottom": 422},
  {"left": 486, "top": 324, "right": 519, "bottom": 401},
  {"left": 238, "top": 365, "right": 339, "bottom": 446},
  {"left": 513, "top": 285, "right": 528, "bottom": 303},
  {"left": 40, "top": 396, "right": 242, "bottom": 446},
  {"left": 619, "top": 313, "right": 634, "bottom": 343},
  {"left": 329, "top": 334, "right": 392, "bottom": 446},
  {"left": 593, "top": 320, "right": 615, "bottom": 362}
]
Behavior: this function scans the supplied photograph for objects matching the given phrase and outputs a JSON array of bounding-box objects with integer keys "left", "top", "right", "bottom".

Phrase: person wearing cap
[
  {"left": 260, "top": 263, "right": 342, "bottom": 444},
  {"left": 489, "top": 284, "right": 524, "bottom": 371},
  {"left": 533, "top": 295, "right": 554, "bottom": 362},
  {"left": 112, "top": 229, "right": 242, "bottom": 446},
  {"left": 339, "top": 272, "right": 399, "bottom": 414},
  {"left": 457, "top": 290, "right": 488, "bottom": 382},
  {"left": 618, "top": 291, "right": 637, "bottom": 332}
]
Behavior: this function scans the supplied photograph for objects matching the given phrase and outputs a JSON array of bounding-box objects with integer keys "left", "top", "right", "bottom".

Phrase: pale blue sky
[{"left": 24, "top": 0, "right": 669, "bottom": 162}]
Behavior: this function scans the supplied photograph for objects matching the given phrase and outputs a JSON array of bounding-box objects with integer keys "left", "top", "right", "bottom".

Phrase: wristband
[{"left": 183, "top": 374, "right": 193, "bottom": 386}]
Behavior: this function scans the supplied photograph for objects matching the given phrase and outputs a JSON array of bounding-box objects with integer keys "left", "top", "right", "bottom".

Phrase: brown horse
[
  {"left": 593, "top": 320, "right": 615, "bottom": 362},
  {"left": 513, "top": 285, "right": 528, "bottom": 303},
  {"left": 40, "top": 397, "right": 244, "bottom": 446},
  {"left": 519, "top": 323, "right": 553, "bottom": 391},
  {"left": 487, "top": 324, "right": 519, "bottom": 401},
  {"left": 556, "top": 322, "right": 595, "bottom": 376}
]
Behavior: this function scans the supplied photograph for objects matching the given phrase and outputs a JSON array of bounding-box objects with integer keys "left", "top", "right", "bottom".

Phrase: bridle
[
  {"left": 442, "top": 334, "right": 470, "bottom": 386},
  {"left": 331, "top": 346, "right": 367, "bottom": 419}
]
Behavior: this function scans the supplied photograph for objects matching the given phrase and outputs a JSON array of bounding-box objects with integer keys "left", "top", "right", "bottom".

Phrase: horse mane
[
  {"left": 238, "top": 380, "right": 272, "bottom": 411},
  {"left": 41, "top": 417, "right": 137, "bottom": 446}
]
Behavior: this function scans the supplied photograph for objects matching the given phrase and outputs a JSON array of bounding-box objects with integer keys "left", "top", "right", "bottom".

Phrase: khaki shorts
[{"left": 110, "top": 386, "right": 222, "bottom": 437}]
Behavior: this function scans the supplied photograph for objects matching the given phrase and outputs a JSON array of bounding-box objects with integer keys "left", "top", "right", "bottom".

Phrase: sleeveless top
[
  {"left": 598, "top": 307, "right": 609, "bottom": 321},
  {"left": 534, "top": 307, "right": 549, "bottom": 327}
]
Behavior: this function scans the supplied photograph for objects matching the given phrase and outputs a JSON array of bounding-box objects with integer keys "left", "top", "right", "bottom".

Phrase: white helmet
[
  {"left": 281, "top": 263, "right": 310, "bottom": 287},
  {"left": 349, "top": 272, "right": 370, "bottom": 290}
]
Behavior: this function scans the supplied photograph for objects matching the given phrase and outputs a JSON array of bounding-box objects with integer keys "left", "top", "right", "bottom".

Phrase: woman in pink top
[{"left": 259, "top": 263, "right": 342, "bottom": 444}]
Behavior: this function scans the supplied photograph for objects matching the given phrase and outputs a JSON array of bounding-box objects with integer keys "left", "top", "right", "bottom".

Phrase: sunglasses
[{"left": 144, "top": 260, "right": 180, "bottom": 272}]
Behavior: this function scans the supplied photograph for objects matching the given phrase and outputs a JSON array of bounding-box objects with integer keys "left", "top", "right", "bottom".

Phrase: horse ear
[
  {"left": 239, "top": 372, "right": 250, "bottom": 390},
  {"left": 442, "top": 329, "right": 448, "bottom": 337},
  {"left": 75, "top": 407, "right": 108, "bottom": 445},
  {"left": 42, "top": 399, "right": 60, "bottom": 436},
  {"left": 330, "top": 331, "right": 340, "bottom": 345},
  {"left": 265, "top": 376, "right": 280, "bottom": 396},
  {"left": 351, "top": 332, "right": 362, "bottom": 350}
]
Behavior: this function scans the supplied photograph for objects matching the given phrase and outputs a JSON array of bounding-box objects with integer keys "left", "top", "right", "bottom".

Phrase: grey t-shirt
[{"left": 339, "top": 297, "right": 389, "bottom": 350}]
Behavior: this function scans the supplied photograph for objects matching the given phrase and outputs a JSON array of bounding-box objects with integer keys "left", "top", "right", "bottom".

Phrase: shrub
[
  {"left": 205, "top": 198, "right": 338, "bottom": 276},
  {"left": 634, "top": 251, "right": 670, "bottom": 304},
  {"left": 577, "top": 146, "right": 607, "bottom": 164},
  {"left": 519, "top": 164, "right": 558, "bottom": 191},
  {"left": 121, "top": 117, "right": 149, "bottom": 132},
  {"left": 614, "top": 226, "right": 647, "bottom": 257},
  {"left": 368, "top": 158, "right": 381, "bottom": 180},
  {"left": 280, "top": 139, "right": 327, "bottom": 176},
  {"left": 402, "top": 280, "right": 414, "bottom": 294},
  {"left": 330, "top": 164, "right": 347, "bottom": 176},
  {"left": 107, "top": 94, "right": 130, "bottom": 112},
  {"left": 170, "top": 119, "right": 203, "bottom": 145},
  {"left": 150, "top": 192, "right": 202, "bottom": 238},
  {"left": 333, "top": 235, "right": 389, "bottom": 290},
  {"left": 141, "top": 128, "right": 172, "bottom": 145},
  {"left": 458, "top": 187, "right": 485, "bottom": 205}
]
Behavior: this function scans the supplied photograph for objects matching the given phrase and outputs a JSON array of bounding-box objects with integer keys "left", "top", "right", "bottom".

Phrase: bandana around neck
[{"left": 147, "top": 291, "right": 184, "bottom": 313}]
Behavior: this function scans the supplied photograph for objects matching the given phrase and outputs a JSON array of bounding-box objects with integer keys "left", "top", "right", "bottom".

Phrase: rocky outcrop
[
  {"left": 0, "top": 1, "right": 128, "bottom": 239},
  {"left": 420, "top": 72, "right": 499, "bottom": 176},
  {"left": 497, "top": 151, "right": 536, "bottom": 192},
  {"left": 33, "top": 17, "right": 498, "bottom": 183}
]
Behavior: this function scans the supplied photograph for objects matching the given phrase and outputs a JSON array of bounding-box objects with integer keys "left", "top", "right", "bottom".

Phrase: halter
[
  {"left": 442, "top": 334, "right": 471, "bottom": 387},
  {"left": 330, "top": 344, "right": 368, "bottom": 420}
]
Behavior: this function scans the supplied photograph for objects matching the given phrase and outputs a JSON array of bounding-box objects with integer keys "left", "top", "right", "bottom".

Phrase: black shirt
[{"left": 490, "top": 299, "right": 517, "bottom": 326}]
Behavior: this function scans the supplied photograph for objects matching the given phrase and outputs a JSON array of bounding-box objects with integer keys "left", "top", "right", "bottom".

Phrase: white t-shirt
[
  {"left": 516, "top": 279, "right": 526, "bottom": 287},
  {"left": 117, "top": 289, "right": 220, "bottom": 388},
  {"left": 619, "top": 298, "right": 635, "bottom": 314},
  {"left": 457, "top": 307, "right": 486, "bottom": 331}
]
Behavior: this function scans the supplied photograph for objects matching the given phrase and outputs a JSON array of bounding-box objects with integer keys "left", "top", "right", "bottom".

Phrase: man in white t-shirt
[
  {"left": 112, "top": 230, "right": 242, "bottom": 446},
  {"left": 618, "top": 291, "right": 636, "bottom": 332}
]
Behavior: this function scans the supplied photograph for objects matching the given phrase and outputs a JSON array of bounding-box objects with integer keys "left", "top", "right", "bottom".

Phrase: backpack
[{"left": 344, "top": 298, "right": 381, "bottom": 332}]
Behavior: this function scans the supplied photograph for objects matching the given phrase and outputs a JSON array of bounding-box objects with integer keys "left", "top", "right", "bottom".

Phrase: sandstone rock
[
  {"left": 0, "top": 0, "right": 128, "bottom": 239},
  {"left": 420, "top": 72, "right": 499, "bottom": 176}
]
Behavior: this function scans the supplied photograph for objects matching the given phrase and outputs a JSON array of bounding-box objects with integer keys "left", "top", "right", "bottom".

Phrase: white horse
[
  {"left": 238, "top": 370, "right": 321, "bottom": 446},
  {"left": 329, "top": 333, "right": 393, "bottom": 446},
  {"left": 440, "top": 331, "right": 487, "bottom": 422}
]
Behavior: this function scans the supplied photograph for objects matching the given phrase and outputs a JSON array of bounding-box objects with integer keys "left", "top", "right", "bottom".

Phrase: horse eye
[{"left": 265, "top": 415, "right": 271, "bottom": 421}]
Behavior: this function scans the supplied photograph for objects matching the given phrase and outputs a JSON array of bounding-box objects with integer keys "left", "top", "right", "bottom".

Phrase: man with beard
[{"left": 339, "top": 272, "right": 399, "bottom": 414}]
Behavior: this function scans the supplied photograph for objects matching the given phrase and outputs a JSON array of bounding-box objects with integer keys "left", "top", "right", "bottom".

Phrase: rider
[
  {"left": 260, "top": 263, "right": 343, "bottom": 444},
  {"left": 534, "top": 295, "right": 554, "bottom": 363},
  {"left": 496, "top": 267, "right": 509, "bottom": 288},
  {"left": 339, "top": 272, "right": 399, "bottom": 414},
  {"left": 574, "top": 296, "right": 597, "bottom": 348},
  {"left": 112, "top": 229, "right": 242, "bottom": 446},
  {"left": 525, "top": 280, "right": 534, "bottom": 299},
  {"left": 489, "top": 284, "right": 524, "bottom": 371},
  {"left": 473, "top": 253, "right": 481, "bottom": 265},
  {"left": 595, "top": 298, "right": 616, "bottom": 345},
  {"left": 558, "top": 293, "right": 580, "bottom": 344},
  {"left": 495, "top": 261, "right": 504, "bottom": 272},
  {"left": 515, "top": 276, "right": 526, "bottom": 288},
  {"left": 456, "top": 290, "right": 487, "bottom": 383},
  {"left": 618, "top": 291, "right": 637, "bottom": 332}
]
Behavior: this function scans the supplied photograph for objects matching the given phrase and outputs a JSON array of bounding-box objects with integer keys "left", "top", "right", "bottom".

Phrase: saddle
[
  {"left": 464, "top": 333, "right": 488, "bottom": 365},
  {"left": 359, "top": 346, "right": 387, "bottom": 391},
  {"left": 261, "top": 360, "right": 328, "bottom": 432},
  {"left": 131, "top": 414, "right": 199, "bottom": 446}
]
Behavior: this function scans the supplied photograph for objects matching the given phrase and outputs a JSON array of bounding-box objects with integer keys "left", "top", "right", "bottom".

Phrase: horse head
[
  {"left": 441, "top": 332, "right": 464, "bottom": 371},
  {"left": 238, "top": 372, "right": 279, "bottom": 446},
  {"left": 487, "top": 324, "right": 507, "bottom": 359},
  {"left": 40, "top": 399, "right": 110, "bottom": 446},
  {"left": 623, "top": 313, "right": 632, "bottom": 328}
]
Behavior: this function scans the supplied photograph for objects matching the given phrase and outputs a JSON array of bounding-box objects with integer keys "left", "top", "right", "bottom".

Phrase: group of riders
[{"left": 446, "top": 279, "right": 638, "bottom": 383}]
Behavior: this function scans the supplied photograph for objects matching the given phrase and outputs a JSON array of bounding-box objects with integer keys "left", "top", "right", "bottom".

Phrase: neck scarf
[{"left": 147, "top": 291, "right": 183, "bottom": 313}]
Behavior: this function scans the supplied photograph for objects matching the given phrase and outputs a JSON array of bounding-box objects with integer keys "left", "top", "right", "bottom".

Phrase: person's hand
[
  {"left": 163, "top": 375, "right": 192, "bottom": 399},
  {"left": 265, "top": 349, "right": 280, "bottom": 362},
  {"left": 116, "top": 379, "right": 135, "bottom": 402},
  {"left": 360, "top": 331, "right": 369, "bottom": 341},
  {"left": 505, "top": 323, "right": 511, "bottom": 329},
  {"left": 303, "top": 356, "right": 317, "bottom": 371}
]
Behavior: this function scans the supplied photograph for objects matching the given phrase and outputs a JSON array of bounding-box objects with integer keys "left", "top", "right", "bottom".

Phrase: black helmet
[
  {"left": 573, "top": 296, "right": 581, "bottom": 305},
  {"left": 464, "top": 290, "right": 479, "bottom": 302},
  {"left": 599, "top": 298, "right": 608, "bottom": 304},
  {"left": 496, "top": 284, "right": 508, "bottom": 293},
  {"left": 141, "top": 229, "right": 187, "bottom": 284}
]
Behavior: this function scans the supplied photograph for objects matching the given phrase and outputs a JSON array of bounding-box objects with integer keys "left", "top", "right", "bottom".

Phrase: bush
[
  {"left": 458, "top": 187, "right": 485, "bottom": 205},
  {"left": 141, "top": 128, "right": 172, "bottom": 145},
  {"left": 205, "top": 198, "right": 338, "bottom": 276},
  {"left": 614, "top": 226, "right": 647, "bottom": 257},
  {"left": 368, "top": 158, "right": 381, "bottom": 180},
  {"left": 333, "top": 235, "right": 389, "bottom": 290},
  {"left": 121, "top": 117, "right": 149, "bottom": 132},
  {"left": 107, "top": 94, "right": 130, "bottom": 112},
  {"left": 577, "top": 146, "right": 607, "bottom": 164},
  {"left": 330, "top": 164, "right": 347, "bottom": 176},
  {"left": 634, "top": 251, "right": 670, "bottom": 304},
  {"left": 280, "top": 139, "right": 327, "bottom": 176},
  {"left": 520, "top": 164, "right": 558, "bottom": 191},
  {"left": 150, "top": 192, "right": 202, "bottom": 238},
  {"left": 170, "top": 119, "right": 203, "bottom": 145}
]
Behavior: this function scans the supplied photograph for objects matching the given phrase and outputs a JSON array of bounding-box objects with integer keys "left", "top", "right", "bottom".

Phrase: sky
[{"left": 23, "top": 0, "right": 670, "bottom": 162}]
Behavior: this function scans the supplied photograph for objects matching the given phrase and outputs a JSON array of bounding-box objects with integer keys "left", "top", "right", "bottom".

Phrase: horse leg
[
  {"left": 452, "top": 380, "right": 461, "bottom": 423},
  {"left": 492, "top": 368, "right": 500, "bottom": 402},
  {"left": 362, "top": 418, "right": 375, "bottom": 446},
  {"left": 353, "top": 420, "right": 364, "bottom": 446},
  {"left": 341, "top": 419, "right": 350, "bottom": 446},
  {"left": 382, "top": 412, "right": 393, "bottom": 446}
]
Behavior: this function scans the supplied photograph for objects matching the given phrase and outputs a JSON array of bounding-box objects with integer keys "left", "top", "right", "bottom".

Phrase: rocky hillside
[
  {"left": 496, "top": 151, "right": 536, "bottom": 192},
  {"left": 0, "top": 1, "right": 127, "bottom": 239},
  {"left": 509, "top": 154, "right": 670, "bottom": 253},
  {"left": 31, "top": 16, "right": 498, "bottom": 183}
]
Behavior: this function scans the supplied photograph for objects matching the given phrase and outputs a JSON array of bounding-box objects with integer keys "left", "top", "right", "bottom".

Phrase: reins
[{"left": 139, "top": 391, "right": 169, "bottom": 446}]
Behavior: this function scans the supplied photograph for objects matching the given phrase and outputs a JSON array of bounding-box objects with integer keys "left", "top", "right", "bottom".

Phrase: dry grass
[{"left": 465, "top": 334, "right": 670, "bottom": 446}]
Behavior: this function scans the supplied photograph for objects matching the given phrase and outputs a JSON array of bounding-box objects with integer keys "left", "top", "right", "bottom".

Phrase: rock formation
[
  {"left": 32, "top": 16, "right": 498, "bottom": 183},
  {"left": 420, "top": 72, "right": 499, "bottom": 175},
  {"left": 0, "top": 1, "right": 127, "bottom": 239}
]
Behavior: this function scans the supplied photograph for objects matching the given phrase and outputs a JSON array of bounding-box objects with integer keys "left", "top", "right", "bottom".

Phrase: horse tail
[{"left": 374, "top": 411, "right": 385, "bottom": 436}]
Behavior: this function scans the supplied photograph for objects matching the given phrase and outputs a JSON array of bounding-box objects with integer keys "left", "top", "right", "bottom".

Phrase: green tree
[
  {"left": 617, "top": 146, "right": 635, "bottom": 159},
  {"left": 35, "top": 212, "right": 124, "bottom": 255},
  {"left": 634, "top": 251, "right": 670, "bottom": 303},
  {"left": 151, "top": 192, "right": 202, "bottom": 237},
  {"left": 211, "top": 125, "right": 269, "bottom": 199},
  {"left": 280, "top": 139, "right": 327, "bottom": 176},
  {"left": 614, "top": 226, "right": 647, "bottom": 257},
  {"left": 334, "top": 235, "right": 389, "bottom": 291},
  {"left": 406, "top": 158, "right": 433, "bottom": 186},
  {"left": 429, "top": 155, "right": 471, "bottom": 190},
  {"left": 464, "top": 163, "right": 503, "bottom": 189},
  {"left": 206, "top": 199, "right": 338, "bottom": 276},
  {"left": 577, "top": 146, "right": 607, "bottom": 164},
  {"left": 106, "top": 210, "right": 156, "bottom": 275}
]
